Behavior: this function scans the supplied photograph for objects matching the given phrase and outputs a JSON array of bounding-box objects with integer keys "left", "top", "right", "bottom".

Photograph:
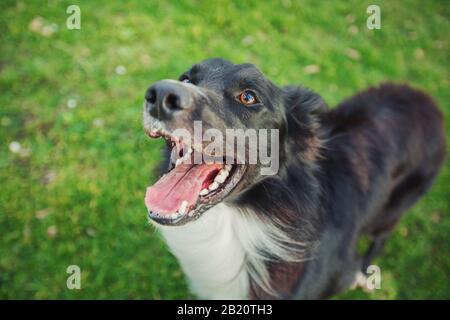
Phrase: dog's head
[{"left": 143, "top": 58, "right": 326, "bottom": 225}]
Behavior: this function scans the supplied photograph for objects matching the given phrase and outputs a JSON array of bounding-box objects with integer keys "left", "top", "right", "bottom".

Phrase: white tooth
[
  {"left": 220, "top": 168, "right": 229, "bottom": 177},
  {"left": 225, "top": 164, "right": 232, "bottom": 171},
  {"left": 199, "top": 188, "right": 209, "bottom": 196},
  {"left": 175, "top": 158, "right": 182, "bottom": 167},
  {"left": 209, "top": 182, "right": 219, "bottom": 191},
  {"left": 188, "top": 147, "right": 193, "bottom": 154},
  {"left": 170, "top": 149, "right": 178, "bottom": 164},
  {"left": 171, "top": 213, "right": 178, "bottom": 219},
  {"left": 188, "top": 211, "right": 193, "bottom": 217},
  {"left": 214, "top": 173, "right": 226, "bottom": 184},
  {"left": 179, "top": 201, "right": 188, "bottom": 215}
]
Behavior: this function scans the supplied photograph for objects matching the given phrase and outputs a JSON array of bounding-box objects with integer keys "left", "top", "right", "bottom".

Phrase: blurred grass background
[{"left": 0, "top": 0, "right": 449, "bottom": 299}]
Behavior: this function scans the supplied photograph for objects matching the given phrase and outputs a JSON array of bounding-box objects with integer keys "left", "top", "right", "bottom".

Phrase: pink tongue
[{"left": 145, "top": 163, "right": 223, "bottom": 215}]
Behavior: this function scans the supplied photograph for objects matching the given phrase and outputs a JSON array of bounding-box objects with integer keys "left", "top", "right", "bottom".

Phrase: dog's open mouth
[{"left": 144, "top": 129, "right": 246, "bottom": 225}]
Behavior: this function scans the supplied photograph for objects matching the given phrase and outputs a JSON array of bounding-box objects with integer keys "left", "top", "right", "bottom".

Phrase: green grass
[{"left": 0, "top": 0, "right": 449, "bottom": 299}]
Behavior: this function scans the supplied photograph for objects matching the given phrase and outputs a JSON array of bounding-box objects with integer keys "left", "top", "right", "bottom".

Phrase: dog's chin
[{"left": 144, "top": 129, "right": 247, "bottom": 226}]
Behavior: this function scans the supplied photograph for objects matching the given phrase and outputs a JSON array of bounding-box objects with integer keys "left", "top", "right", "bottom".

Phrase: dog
[{"left": 142, "top": 58, "right": 446, "bottom": 299}]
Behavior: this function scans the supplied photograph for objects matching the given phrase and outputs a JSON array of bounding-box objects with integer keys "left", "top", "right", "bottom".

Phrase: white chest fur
[
  {"left": 157, "top": 204, "right": 250, "bottom": 299},
  {"left": 156, "top": 203, "right": 305, "bottom": 299}
]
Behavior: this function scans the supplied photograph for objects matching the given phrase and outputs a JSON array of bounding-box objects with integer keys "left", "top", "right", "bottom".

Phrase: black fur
[{"left": 145, "top": 59, "right": 447, "bottom": 299}]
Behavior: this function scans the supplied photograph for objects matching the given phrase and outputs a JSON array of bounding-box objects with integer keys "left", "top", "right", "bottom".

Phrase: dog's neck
[
  {"left": 157, "top": 202, "right": 309, "bottom": 299},
  {"left": 157, "top": 204, "right": 250, "bottom": 299}
]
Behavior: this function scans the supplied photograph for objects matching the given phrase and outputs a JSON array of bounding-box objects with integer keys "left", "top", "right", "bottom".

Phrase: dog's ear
[
  {"left": 283, "top": 86, "right": 328, "bottom": 116},
  {"left": 282, "top": 86, "right": 328, "bottom": 163}
]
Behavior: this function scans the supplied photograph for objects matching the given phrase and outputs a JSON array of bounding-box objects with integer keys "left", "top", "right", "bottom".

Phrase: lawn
[{"left": 0, "top": 0, "right": 449, "bottom": 299}]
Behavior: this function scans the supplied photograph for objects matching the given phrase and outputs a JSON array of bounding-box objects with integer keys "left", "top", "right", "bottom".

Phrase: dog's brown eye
[{"left": 238, "top": 90, "right": 258, "bottom": 106}]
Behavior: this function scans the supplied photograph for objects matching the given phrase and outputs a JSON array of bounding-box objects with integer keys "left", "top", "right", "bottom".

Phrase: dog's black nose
[{"left": 145, "top": 80, "right": 193, "bottom": 120}]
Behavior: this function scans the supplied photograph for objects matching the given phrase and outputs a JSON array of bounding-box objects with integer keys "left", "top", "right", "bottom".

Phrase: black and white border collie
[{"left": 142, "top": 58, "right": 446, "bottom": 299}]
